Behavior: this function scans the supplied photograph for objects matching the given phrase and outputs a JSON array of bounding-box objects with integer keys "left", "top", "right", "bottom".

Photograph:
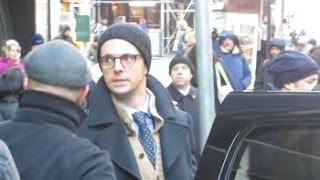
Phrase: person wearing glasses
[{"left": 80, "top": 23, "right": 197, "bottom": 180}]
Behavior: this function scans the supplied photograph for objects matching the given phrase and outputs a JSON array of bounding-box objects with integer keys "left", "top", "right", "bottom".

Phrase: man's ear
[
  {"left": 76, "top": 84, "right": 89, "bottom": 105},
  {"left": 282, "top": 83, "right": 295, "bottom": 91}
]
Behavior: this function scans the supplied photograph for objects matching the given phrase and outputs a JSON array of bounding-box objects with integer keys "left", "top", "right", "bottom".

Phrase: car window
[{"left": 227, "top": 125, "right": 320, "bottom": 180}]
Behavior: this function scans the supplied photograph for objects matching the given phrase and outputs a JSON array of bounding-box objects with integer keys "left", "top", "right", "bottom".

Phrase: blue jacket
[
  {"left": 215, "top": 31, "right": 252, "bottom": 91},
  {"left": 215, "top": 46, "right": 252, "bottom": 91}
]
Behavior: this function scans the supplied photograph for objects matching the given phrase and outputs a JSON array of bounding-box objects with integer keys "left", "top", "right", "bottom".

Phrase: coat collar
[
  {"left": 0, "top": 94, "right": 19, "bottom": 103},
  {"left": 14, "top": 90, "right": 86, "bottom": 131},
  {"left": 87, "top": 75, "right": 177, "bottom": 126},
  {"left": 87, "top": 75, "right": 188, "bottom": 178},
  {"left": 220, "top": 45, "right": 241, "bottom": 55},
  {"left": 167, "top": 83, "right": 198, "bottom": 102}
]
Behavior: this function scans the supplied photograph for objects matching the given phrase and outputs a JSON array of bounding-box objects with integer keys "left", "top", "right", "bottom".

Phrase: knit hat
[
  {"left": 23, "top": 40, "right": 91, "bottom": 89},
  {"left": 31, "top": 33, "right": 44, "bottom": 46},
  {"left": 266, "top": 50, "right": 319, "bottom": 88},
  {"left": 169, "top": 55, "right": 194, "bottom": 75},
  {"left": 269, "top": 38, "right": 285, "bottom": 50},
  {"left": 308, "top": 38, "right": 317, "bottom": 46},
  {"left": 97, "top": 23, "right": 152, "bottom": 72}
]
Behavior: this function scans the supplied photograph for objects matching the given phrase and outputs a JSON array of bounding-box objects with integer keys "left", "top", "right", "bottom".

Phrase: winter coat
[
  {"left": 166, "top": 84, "right": 201, "bottom": 161},
  {"left": 0, "top": 90, "right": 116, "bottom": 180},
  {"left": 254, "top": 59, "right": 274, "bottom": 91},
  {"left": 54, "top": 34, "right": 74, "bottom": 45},
  {"left": 0, "top": 139, "right": 20, "bottom": 180},
  {"left": 0, "top": 58, "right": 24, "bottom": 75},
  {"left": 80, "top": 75, "right": 197, "bottom": 180},
  {"left": 215, "top": 46, "right": 252, "bottom": 91},
  {"left": 0, "top": 95, "right": 19, "bottom": 121}
]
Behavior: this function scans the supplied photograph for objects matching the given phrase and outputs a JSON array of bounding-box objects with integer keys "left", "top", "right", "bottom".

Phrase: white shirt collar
[
  {"left": 178, "top": 85, "right": 191, "bottom": 96},
  {"left": 119, "top": 94, "right": 151, "bottom": 117}
]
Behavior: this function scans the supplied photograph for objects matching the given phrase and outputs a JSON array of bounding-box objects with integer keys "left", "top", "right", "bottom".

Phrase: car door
[{"left": 196, "top": 91, "right": 320, "bottom": 180}]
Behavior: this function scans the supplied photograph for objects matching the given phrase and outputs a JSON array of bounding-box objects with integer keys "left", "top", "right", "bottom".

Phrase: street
[{"left": 149, "top": 53, "right": 176, "bottom": 88}]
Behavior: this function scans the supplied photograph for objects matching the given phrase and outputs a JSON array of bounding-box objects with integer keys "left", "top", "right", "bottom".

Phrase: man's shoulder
[{"left": 64, "top": 134, "right": 107, "bottom": 158}]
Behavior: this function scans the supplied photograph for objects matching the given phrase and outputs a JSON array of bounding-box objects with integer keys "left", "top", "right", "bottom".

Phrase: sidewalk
[{"left": 149, "top": 52, "right": 177, "bottom": 87}]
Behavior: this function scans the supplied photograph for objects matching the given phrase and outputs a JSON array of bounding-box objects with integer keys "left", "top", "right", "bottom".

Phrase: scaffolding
[
  {"left": 161, "top": 0, "right": 195, "bottom": 54},
  {"left": 78, "top": 0, "right": 195, "bottom": 56}
]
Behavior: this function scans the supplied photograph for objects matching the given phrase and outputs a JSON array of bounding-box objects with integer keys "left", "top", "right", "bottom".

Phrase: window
[{"left": 229, "top": 125, "right": 320, "bottom": 180}]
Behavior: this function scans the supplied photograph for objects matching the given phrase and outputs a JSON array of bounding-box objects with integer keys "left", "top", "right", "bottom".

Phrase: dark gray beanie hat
[
  {"left": 169, "top": 55, "right": 195, "bottom": 75},
  {"left": 97, "top": 23, "right": 152, "bottom": 72},
  {"left": 24, "top": 40, "right": 91, "bottom": 89},
  {"left": 269, "top": 38, "right": 286, "bottom": 50}
]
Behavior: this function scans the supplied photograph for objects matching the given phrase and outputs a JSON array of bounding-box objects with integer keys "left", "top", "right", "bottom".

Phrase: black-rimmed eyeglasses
[{"left": 98, "top": 54, "right": 140, "bottom": 69}]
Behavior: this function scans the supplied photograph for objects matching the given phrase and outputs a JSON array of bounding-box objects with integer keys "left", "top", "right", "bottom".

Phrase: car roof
[
  {"left": 220, "top": 91, "right": 320, "bottom": 116},
  {"left": 196, "top": 91, "right": 320, "bottom": 180},
  {"left": 211, "top": 91, "right": 320, "bottom": 147}
]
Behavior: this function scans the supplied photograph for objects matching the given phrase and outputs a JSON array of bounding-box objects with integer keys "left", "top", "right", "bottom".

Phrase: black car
[{"left": 196, "top": 92, "right": 320, "bottom": 180}]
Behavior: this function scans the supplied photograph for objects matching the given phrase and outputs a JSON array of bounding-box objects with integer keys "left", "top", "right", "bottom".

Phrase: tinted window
[{"left": 228, "top": 125, "right": 320, "bottom": 180}]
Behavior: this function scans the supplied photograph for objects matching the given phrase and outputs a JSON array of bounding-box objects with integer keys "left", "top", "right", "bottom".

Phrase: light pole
[{"left": 195, "top": 0, "right": 215, "bottom": 152}]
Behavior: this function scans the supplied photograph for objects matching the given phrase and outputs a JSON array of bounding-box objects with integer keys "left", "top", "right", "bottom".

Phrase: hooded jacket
[{"left": 214, "top": 31, "right": 252, "bottom": 91}]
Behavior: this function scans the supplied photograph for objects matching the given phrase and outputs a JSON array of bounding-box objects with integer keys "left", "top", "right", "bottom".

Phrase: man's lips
[{"left": 111, "top": 78, "right": 128, "bottom": 86}]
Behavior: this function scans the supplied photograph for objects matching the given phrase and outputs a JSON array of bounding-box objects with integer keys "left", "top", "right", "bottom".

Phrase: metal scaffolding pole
[
  {"left": 194, "top": 0, "right": 215, "bottom": 152},
  {"left": 266, "top": 0, "right": 272, "bottom": 59}
]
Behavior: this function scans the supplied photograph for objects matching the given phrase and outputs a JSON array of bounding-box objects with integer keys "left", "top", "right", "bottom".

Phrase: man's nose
[{"left": 113, "top": 58, "right": 124, "bottom": 71}]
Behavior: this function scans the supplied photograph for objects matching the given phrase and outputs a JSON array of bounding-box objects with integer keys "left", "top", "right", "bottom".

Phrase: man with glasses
[{"left": 80, "top": 23, "right": 197, "bottom": 180}]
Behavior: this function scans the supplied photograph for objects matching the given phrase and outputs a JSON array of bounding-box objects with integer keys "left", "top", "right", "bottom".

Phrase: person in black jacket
[
  {"left": 166, "top": 55, "right": 200, "bottom": 161},
  {"left": 0, "top": 40, "right": 116, "bottom": 180},
  {"left": 254, "top": 38, "right": 285, "bottom": 91},
  {"left": 54, "top": 24, "right": 75, "bottom": 45},
  {"left": 0, "top": 67, "right": 24, "bottom": 121}
]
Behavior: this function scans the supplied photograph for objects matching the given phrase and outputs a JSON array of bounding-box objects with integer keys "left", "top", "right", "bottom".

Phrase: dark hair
[
  {"left": 0, "top": 67, "right": 24, "bottom": 99},
  {"left": 60, "top": 24, "right": 71, "bottom": 33}
]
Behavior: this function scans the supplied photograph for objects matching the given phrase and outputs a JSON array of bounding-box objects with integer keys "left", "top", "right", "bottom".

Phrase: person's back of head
[
  {"left": 0, "top": 67, "right": 24, "bottom": 100},
  {"left": 31, "top": 33, "right": 45, "bottom": 49},
  {"left": 23, "top": 40, "right": 91, "bottom": 102}
]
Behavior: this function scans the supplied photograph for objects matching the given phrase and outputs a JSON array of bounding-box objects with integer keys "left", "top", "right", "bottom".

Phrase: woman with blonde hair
[{"left": 0, "top": 40, "right": 24, "bottom": 74}]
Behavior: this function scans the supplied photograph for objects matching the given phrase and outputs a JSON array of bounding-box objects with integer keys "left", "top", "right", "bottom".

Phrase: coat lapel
[
  {"left": 160, "top": 120, "right": 189, "bottom": 175},
  {"left": 88, "top": 78, "right": 141, "bottom": 179},
  {"left": 94, "top": 123, "right": 141, "bottom": 179}
]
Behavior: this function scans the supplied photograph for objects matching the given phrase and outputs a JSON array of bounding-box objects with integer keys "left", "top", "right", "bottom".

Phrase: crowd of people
[
  {"left": 0, "top": 15, "right": 320, "bottom": 179},
  {"left": 0, "top": 20, "right": 198, "bottom": 179}
]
